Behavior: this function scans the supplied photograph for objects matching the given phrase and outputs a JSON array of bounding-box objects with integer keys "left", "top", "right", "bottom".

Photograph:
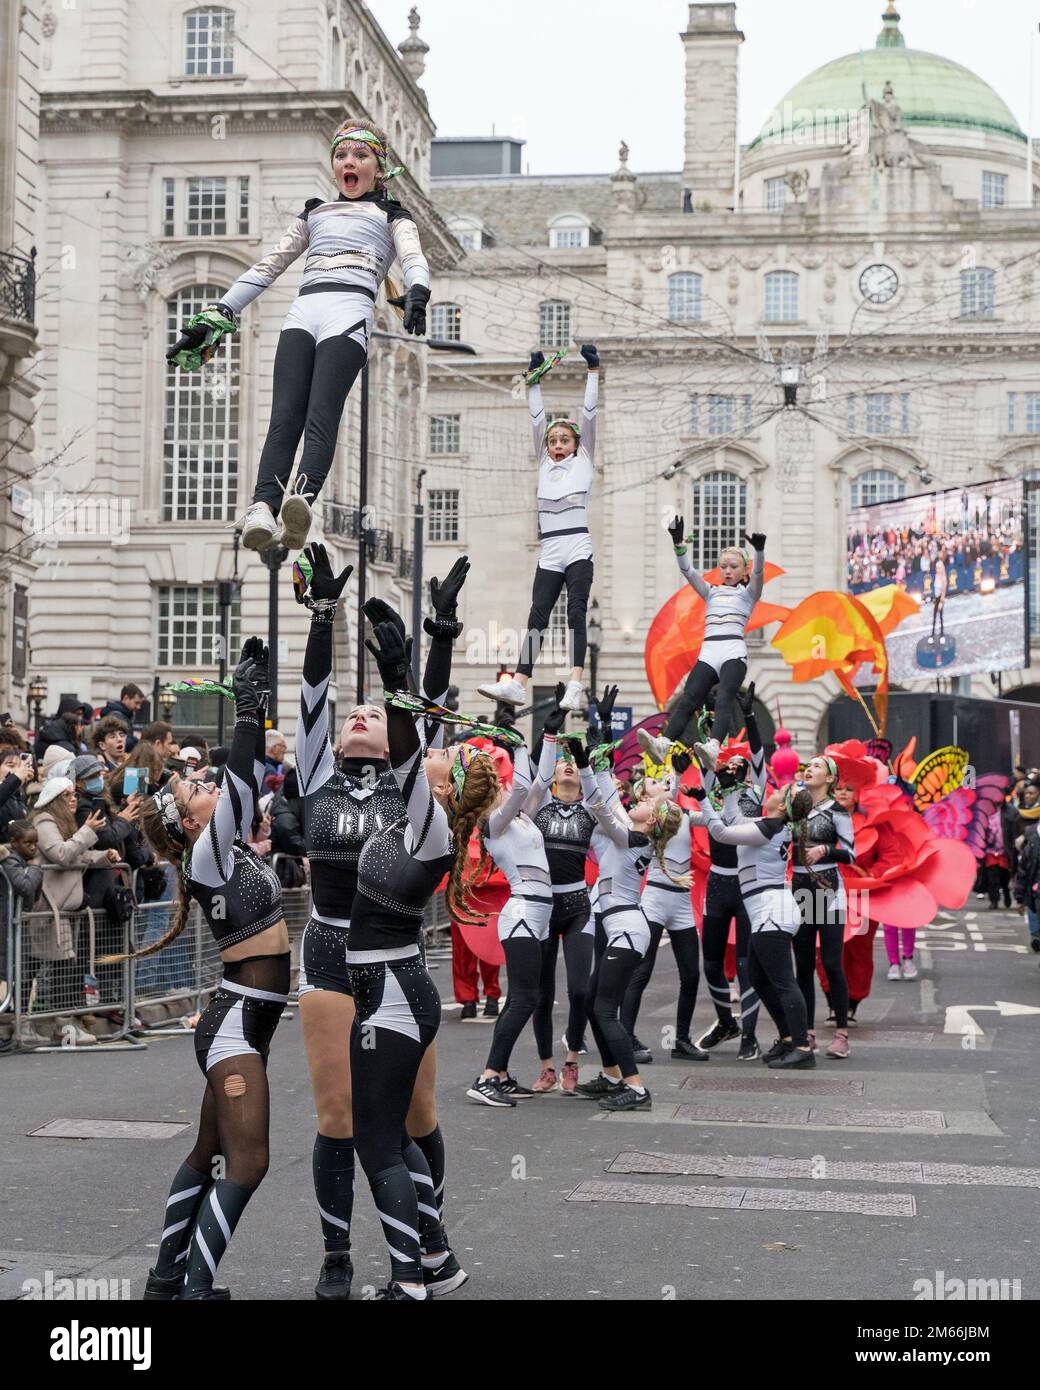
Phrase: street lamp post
[
  {"left": 260, "top": 545, "right": 289, "bottom": 728},
  {"left": 355, "top": 332, "right": 476, "bottom": 703},
  {"left": 28, "top": 674, "right": 47, "bottom": 740},
  {"left": 158, "top": 688, "right": 178, "bottom": 723}
]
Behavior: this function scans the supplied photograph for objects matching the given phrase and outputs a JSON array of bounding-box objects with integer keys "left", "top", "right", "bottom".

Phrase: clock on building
[{"left": 858, "top": 263, "right": 899, "bottom": 303}]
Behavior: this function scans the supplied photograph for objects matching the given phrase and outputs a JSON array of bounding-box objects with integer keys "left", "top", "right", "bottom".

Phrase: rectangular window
[
  {"left": 1009, "top": 393, "right": 1017, "bottom": 433},
  {"left": 961, "top": 268, "right": 995, "bottom": 319},
  {"left": 550, "top": 227, "right": 587, "bottom": 249},
  {"left": 428, "top": 415, "right": 460, "bottom": 455},
  {"left": 864, "top": 393, "right": 893, "bottom": 435},
  {"left": 764, "top": 272, "right": 799, "bottom": 322},
  {"left": 430, "top": 304, "right": 462, "bottom": 342},
  {"left": 539, "top": 301, "right": 571, "bottom": 349},
  {"left": 427, "top": 489, "right": 460, "bottom": 542},
  {"left": 185, "top": 7, "right": 235, "bottom": 77},
  {"left": 186, "top": 177, "right": 227, "bottom": 236},
  {"left": 689, "top": 395, "right": 699, "bottom": 435},
  {"left": 162, "top": 178, "right": 176, "bottom": 237},
  {"left": 900, "top": 393, "right": 911, "bottom": 434},
  {"left": 157, "top": 585, "right": 241, "bottom": 667},
  {"left": 1026, "top": 393, "right": 1040, "bottom": 434},
  {"left": 238, "top": 176, "right": 250, "bottom": 235},
  {"left": 765, "top": 177, "right": 786, "bottom": 212},
  {"left": 982, "top": 171, "right": 1008, "bottom": 208},
  {"left": 707, "top": 395, "right": 736, "bottom": 436}
]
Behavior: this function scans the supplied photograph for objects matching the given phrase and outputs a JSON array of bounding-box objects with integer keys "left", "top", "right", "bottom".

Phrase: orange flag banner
[
  {"left": 771, "top": 591, "right": 890, "bottom": 734},
  {"left": 853, "top": 583, "right": 920, "bottom": 637},
  {"left": 644, "top": 562, "right": 788, "bottom": 710}
]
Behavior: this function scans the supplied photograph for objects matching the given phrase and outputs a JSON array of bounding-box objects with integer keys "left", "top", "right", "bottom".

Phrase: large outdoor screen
[{"left": 847, "top": 477, "right": 1027, "bottom": 682}]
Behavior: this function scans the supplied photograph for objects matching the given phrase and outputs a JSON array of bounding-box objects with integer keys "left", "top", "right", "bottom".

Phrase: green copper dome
[{"left": 750, "top": 22, "right": 1025, "bottom": 150}]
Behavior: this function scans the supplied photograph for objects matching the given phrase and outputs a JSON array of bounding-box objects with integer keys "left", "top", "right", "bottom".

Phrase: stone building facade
[
  {"left": 29, "top": 0, "right": 456, "bottom": 731},
  {"left": 426, "top": 2, "right": 1040, "bottom": 747}
]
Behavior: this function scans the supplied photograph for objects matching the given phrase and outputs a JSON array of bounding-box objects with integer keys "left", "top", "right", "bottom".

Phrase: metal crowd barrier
[{"left": 1, "top": 875, "right": 12, "bottom": 1017}]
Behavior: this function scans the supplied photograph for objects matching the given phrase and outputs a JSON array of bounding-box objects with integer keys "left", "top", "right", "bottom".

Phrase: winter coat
[
  {"left": 0, "top": 842, "right": 44, "bottom": 929},
  {"left": 74, "top": 794, "right": 149, "bottom": 909},
  {"left": 33, "top": 716, "right": 79, "bottom": 762},
  {"left": 1015, "top": 825, "right": 1040, "bottom": 913},
  {"left": 0, "top": 772, "right": 30, "bottom": 842},
  {"left": 97, "top": 700, "right": 138, "bottom": 751},
  {"left": 31, "top": 812, "right": 110, "bottom": 960}
]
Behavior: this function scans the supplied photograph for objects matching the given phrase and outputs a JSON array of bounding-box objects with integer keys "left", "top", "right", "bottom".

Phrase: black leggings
[
  {"left": 533, "top": 900, "right": 593, "bottom": 1058},
  {"left": 700, "top": 873, "right": 759, "bottom": 1039},
  {"left": 664, "top": 656, "right": 746, "bottom": 745},
  {"left": 350, "top": 957, "right": 442, "bottom": 1286},
  {"left": 252, "top": 329, "right": 367, "bottom": 512},
  {"left": 985, "top": 863, "right": 1011, "bottom": 908},
  {"left": 620, "top": 919, "right": 663, "bottom": 1039},
  {"left": 749, "top": 930, "right": 808, "bottom": 1048},
  {"left": 621, "top": 922, "right": 702, "bottom": 1043},
  {"left": 486, "top": 936, "right": 543, "bottom": 1073},
  {"left": 586, "top": 946, "right": 641, "bottom": 1079},
  {"left": 516, "top": 560, "right": 594, "bottom": 677},
  {"left": 792, "top": 876, "right": 848, "bottom": 1030}
]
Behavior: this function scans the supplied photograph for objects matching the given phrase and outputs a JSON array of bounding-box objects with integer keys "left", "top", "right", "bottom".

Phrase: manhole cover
[
  {"left": 674, "top": 1103, "right": 812, "bottom": 1125},
  {"left": 681, "top": 1073, "right": 864, "bottom": 1096},
  {"left": 807, "top": 1108, "right": 946, "bottom": 1130},
  {"left": 609, "top": 1152, "right": 1040, "bottom": 1187},
  {"left": 568, "top": 1180, "right": 744, "bottom": 1209},
  {"left": 28, "top": 1119, "right": 189, "bottom": 1140}
]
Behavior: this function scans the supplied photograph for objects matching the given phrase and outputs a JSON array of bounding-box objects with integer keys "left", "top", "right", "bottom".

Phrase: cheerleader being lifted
[{"left": 639, "top": 518, "right": 766, "bottom": 770}]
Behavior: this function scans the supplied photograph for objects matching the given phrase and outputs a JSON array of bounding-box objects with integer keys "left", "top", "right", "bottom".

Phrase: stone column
[{"left": 681, "top": 2, "right": 743, "bottom": 212}]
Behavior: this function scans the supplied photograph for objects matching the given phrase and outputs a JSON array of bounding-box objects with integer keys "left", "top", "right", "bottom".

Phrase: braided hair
[
  {"left": 785, "top": 785, "right": 828, "bottom": 891},
  {"left": 100, "top": 796, "right": 191, "bottom": 962},
  {"left": 649, "top": 800, "right": 692, "bottom": 889},
  {"left": 444, "top": 750, "right": 501, "bottom": 926}
]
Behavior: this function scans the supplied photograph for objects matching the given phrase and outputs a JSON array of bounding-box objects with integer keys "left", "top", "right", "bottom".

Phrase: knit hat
[
  {"left": 69, "top": 754, "right": 105, "bottom": 783},
  {"left": 41, "top": 745, "right": 75, "bottom": 777},
  {"left": 35, "top": 776, "right": 73, "bottom": 810}
]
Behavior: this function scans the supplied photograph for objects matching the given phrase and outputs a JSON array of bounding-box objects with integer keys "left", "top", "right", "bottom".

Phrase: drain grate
[
  {"left": 28, "top": 1119, "right": 189, "bottom": 1140},
  {"left": 609, "top": 1153, "right": 1031, "bottom": 1186},
  {"left": 681, "top": 1073, "right": 864, "bottom": 1096},
  {"left": 567, "top": 1179, "right": 914, "bottom": 1217},
  {"left": 671, "top": 1104, "right": 945, "bottom": 1130}
]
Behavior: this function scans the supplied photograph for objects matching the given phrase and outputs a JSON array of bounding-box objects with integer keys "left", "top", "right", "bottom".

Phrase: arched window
[
  {"left": 430, "top": 302, "right": 462, "bottom": 342},
  {"left": 184, "top": 6, "right": 234, "bottom": 76},
  {"left": 689, "top": 470, "right": 747, "bottom": 572},
  {"left": 961, "top": 267, "right": 996, "bottom": 319},
  {"left": 548, "top": 214, "right": 591, "bottom": 250},
  {"left": 850, "top": 467, "right": 905, "bottom": 509},
  {"left": 668, "top": 271, "right": 702, "bottom": 322},
  {"left": 764, "top": 269, "right": 799, "bottom": 322},
  {"left": 164, "top": 284, "right": 239, "bottom": 522},
  {"left": 449, "top": 217, "right": 483, "bottom": 252},
  {"left": 539, "top": 300, "right": 571, "bottom": 349}
]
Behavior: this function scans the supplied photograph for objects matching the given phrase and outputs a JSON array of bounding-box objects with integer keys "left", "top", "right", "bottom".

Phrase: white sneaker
[
  {"left": 558, "top": 679, "right": 584, "bottom": 713},
  {"left": 55, "top": 1017, "right": 98, "bottom": 1046},
  {"left": 901, "top": 958, "right": 918, "bottom": 980},
  {"left": 16, "top": 1021, "right": 47, "bottom": 1047},
  {"left": 694, "top": 738, "right": 721, "bottom": 772},
  {"left": 477, "top": 675, "right": 527, "bottom": 707},
  {"left": 637, "top": 728, "right": 672, "bottom": 765},
  {"left": 279, "top": 491, "right": 313, "bottom": 550},
  {"left": 241, "top": 500, "right": 283, "bottom": 552},
  {"left": 887, "top": 963, "right": 902, "bottom": 981}
]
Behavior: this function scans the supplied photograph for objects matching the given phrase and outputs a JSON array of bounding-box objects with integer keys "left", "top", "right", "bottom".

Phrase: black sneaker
[
  {"left": 498, "top": 1074, "right": 536, "bottom": 1099},
  {"left": 459, "top": 1001, "right": 478, "bottom": 1020},
  {"left": 575, "top": 1073, "right": 624, "bottom": 1099},
  {"left": 768, "top": 1046, "right": 816, "bottom": 1070},
  {"left": 671, "top": 1037, "right": 710, "bottom": 1061},
  {"left": 737, "top": 1037, "right": 761, "bottom": 1062},
  {"left": 631, "top": 1037, "right": 653, "bottom": 1064},
  {"left": 696, "top": 1019, "right": 741, "bottom": 1050},
  {"left": 466, "top": 1075, "right": 515, "bottom": 1107},
  {"left": 144, "top": 1266, "right": 229, "bottom": 1301},
  {"left": 482, "top": 998, "right": 500, "bottom": 1017},
  {"left": 177, "top": 1286, "right": 234, "bottom": 1300},
  {"left": 1031, "top": 938, "right": 1040, "bottom": 954},
  {"left": 315, "top": 1250, "right": 353, "bottom": 1301},
  {"left": 422, "top": 1249, "right": 468, "bottom": 1296},
  {"left": 760, "top": 1038, "right": 791, "bottom": 1064},
  {"left": 598, "top": 1084, "right": 652, "bottom": 1112},
  {"left": 375, "top": 1283, "right": 427, "bottom": 1301}
]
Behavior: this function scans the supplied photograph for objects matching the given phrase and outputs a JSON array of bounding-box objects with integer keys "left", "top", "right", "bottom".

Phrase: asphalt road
[{"left": 3, "top": 898, "right": 1040, "bottom": 1303}]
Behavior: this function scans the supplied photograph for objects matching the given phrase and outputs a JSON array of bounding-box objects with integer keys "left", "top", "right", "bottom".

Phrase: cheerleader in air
[
  {"left": 639, "top": 521, "right": 766, "bottom": 769},
  {"left": 478, "top": 345, "right": 600, "bottom": 714},
  {"left": 167, "top": 123, "right": 430, "bottom": 555}
]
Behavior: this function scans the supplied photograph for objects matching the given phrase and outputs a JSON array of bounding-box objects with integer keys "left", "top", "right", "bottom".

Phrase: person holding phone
[{"left": 0, "top": 748, "right": 35, "bottom": 843}]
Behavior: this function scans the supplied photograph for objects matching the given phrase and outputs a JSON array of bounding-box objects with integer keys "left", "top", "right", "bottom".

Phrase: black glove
[
  {"left": 493, "top": 701, "right": 517, "bottom": 730},
  {"left": 596, "top": 683, "right": 619, "bottom": 727},
  {"left": 403, "top": 284, "right": 430, "bottom": 337},
  {"left": 542, "top": 684, "right": 568, "bottom": 737},
  {"left": 672, "top": 749, "right": 692, "bottom": 776},
  {"left": 528, "top": 350, "right": 545, "bottom": 374},
  {"left": 430, "top": 555, "right": 470, "bottom": 619},
  {"left": 232, "top": 637, "right": 269, "bottom": 718},
  {"left": 742, "top": 531, "right": 766, "bottom": 553},
  {"left": 363, "top": 597, "right": 406, "bottom": 638},
  {"left": 305, "top": 543, "right": 352, "bottom": 603},
  {"left": 668, "top": 515, "right": 686, "bottom": 549},
  {"left": 365, "top": 621, "right": 410, "bottom": 692},
  {"left": 166, "top": 322, "right": 207, "bottom": 360},
  {"left": 569, "top": 737, "right": 590, "bottom": 770},
  {"left": 738, "top": 681, "right": 756, "bottom": 717},
  {"left": 687, "top": 784, "right": 707, "bottom": 802},
  {"left": 579, "top": 343, "right": 600, "bottom": 369}
]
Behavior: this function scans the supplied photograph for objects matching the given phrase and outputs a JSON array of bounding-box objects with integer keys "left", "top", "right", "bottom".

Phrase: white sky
[{"left": 367, "top": 0, "right": 1037, "bottom": 174}]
